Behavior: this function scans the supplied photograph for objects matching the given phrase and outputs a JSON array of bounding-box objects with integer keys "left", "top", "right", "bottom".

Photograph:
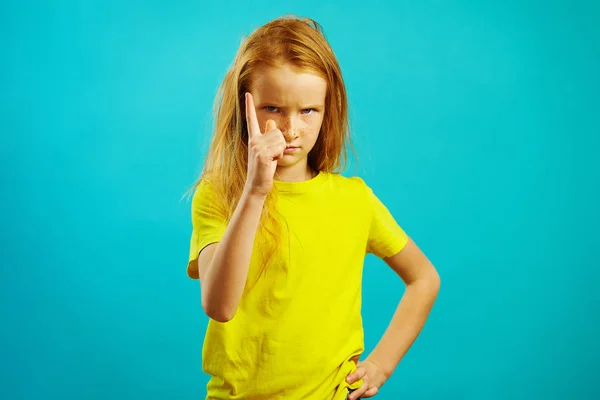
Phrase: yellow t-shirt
[{"left": 187, "top": 171, "right": 409, "bottom": 400}]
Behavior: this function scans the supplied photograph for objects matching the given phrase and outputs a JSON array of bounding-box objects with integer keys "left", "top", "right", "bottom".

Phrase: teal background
[{"left": 2, "top": 0, "right": 599, "bottom": 398}]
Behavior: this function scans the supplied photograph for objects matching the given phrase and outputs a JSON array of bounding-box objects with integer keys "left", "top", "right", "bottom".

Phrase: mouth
[{"left": 283, "top": 146, "right": 300, "bottom": 154}]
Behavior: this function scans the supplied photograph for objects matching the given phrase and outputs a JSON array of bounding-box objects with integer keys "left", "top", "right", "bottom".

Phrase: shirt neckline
[{"left": 274, "top": 170, "right": 327, "bottom": 193}]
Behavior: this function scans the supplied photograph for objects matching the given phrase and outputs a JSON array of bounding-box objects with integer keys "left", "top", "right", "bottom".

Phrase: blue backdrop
[{"left": 2, "top": 0, "right": 599, "bottom": 398}]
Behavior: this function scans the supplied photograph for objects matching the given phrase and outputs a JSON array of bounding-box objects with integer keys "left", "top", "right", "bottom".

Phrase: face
[{"left": 250, "top": 63, "right": 327, "bottom": 172}]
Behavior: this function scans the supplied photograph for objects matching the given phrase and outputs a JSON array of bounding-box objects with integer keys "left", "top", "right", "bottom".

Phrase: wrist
[
  {"left": 241, "top": 188, "right": 268, "bottom": 204},
  {"left": 365, "top": 356, "right": 393, "bottom": 384}
]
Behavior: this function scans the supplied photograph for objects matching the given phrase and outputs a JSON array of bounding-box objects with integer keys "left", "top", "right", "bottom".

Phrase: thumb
[{"left": 265, "top": 119, "right": 277, "bottom": 132}]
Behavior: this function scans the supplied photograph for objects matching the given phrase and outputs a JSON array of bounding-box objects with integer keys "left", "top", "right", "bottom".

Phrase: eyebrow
[
  {"left": 301, "top": 104, "right": 324, "bottom": 109},
  {"left": 256, "top": 102, "right": 324, "bottom": 109}
]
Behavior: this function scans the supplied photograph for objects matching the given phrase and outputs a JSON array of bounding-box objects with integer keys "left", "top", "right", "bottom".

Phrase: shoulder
[
  {"left": 326, "top": 172, "right": 373, "bottom": 195},
  {"left": 191, "top": 179, "right": 213, "bottom": 208},
  {"left": 327, "top": 172, "right": 368, "bottom": 189},
  {"left": 190, "top": 179, "right": 227, "bottom": 219},
  {"left": 325, "top": 173, "right": 373, "bottom": 204}
]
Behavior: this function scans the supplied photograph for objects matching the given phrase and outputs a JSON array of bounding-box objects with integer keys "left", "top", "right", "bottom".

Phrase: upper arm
[
  {"left": 186, "top": 179, "right": 227, "bottom": 279},
  {"left": 356, "top": 177, "right": 409, "bottom": 258},
  {"left": 383, "top": 237, "right": 440, "bottom": 286},
  {"left": 197, "top": 242, "right": 219, "bottom": 286}
]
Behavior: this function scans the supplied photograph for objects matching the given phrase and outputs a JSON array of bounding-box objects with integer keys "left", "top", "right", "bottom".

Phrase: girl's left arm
[{"left": 347, "top": 237, "right": 440, "bottom": 397}]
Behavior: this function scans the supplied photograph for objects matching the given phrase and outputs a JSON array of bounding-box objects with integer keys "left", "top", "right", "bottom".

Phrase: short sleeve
[
  {"left": 187, "top": 180, "right": 228, "bottom": 279},
  {"left": 364, "top": 182, "right": 409, "bottom": 258}
]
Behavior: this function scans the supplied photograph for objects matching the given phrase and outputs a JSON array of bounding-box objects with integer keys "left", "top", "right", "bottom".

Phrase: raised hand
[{"left": 244, "top": 92, "right": 287, "bottom": 198}]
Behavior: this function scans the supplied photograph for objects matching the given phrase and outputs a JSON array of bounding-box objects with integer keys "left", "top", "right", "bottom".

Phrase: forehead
[{"left": 251, "top": 63, "right": 327, "bottom": 104}]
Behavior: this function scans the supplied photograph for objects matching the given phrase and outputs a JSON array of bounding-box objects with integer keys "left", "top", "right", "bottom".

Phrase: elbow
[
  {"left": 427, "top": 268, "right": 441, "bottom": 295},
  {"left": 425, "top": 265, "right": 441, "bottom": 291},
  {"left": 206, "top": 310, "right": 235, "bottom": 323},
  {"left": 410, "top": 265, "right": 441, "bottom": 294},
  {"left": 431, "top": 271, "right": 441, "bottom": 294},
  {"left": 201, "top": 293, "right": 236, "bottom": 323}
]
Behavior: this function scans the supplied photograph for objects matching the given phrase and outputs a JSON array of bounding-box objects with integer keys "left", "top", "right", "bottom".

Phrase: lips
[{"left": 283, "top": 146, "right": 300, "bottom": 154}]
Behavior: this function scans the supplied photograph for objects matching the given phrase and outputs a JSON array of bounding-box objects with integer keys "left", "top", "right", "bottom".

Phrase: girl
[{"left": 187, "top": 15, "right": 440, "bottom": 400}]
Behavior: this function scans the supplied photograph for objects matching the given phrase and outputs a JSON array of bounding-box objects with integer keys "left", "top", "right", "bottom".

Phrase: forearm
[
  {"left": 202, "top": 190, "right": 266, "bottom": 321},
  {"left": 367, "top": 276, "right": 440, "bottom": 378}
]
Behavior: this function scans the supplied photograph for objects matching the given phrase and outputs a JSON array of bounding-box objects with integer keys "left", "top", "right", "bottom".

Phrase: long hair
[{"left": 193, "top": 15, "right": 357, "bottom": 287}]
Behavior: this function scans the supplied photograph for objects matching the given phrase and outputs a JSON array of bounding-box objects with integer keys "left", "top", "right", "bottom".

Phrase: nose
[{"left": 280, "top": 116, "right": 297, "bottom": 141}]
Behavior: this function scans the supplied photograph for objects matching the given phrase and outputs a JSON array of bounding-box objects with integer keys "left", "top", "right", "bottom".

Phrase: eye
[
  {"left": 301, "top": 108, "right": 315, "bottom": 115},
  {"left": 264, "top": 106, "right": 279, "bottom": 113}
]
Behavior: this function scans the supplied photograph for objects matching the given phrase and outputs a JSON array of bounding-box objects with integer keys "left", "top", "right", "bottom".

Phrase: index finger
[
  {"left": 346, "top": 367, "right": 367, "bottom": 383},
  {"left": 245, "top": 92, "right": 262, "bottom": 138}
]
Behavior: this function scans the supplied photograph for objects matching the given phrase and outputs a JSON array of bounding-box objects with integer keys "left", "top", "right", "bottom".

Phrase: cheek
[
  {"left": 255, "top": 113, "right": 268, "bottom": 132},
  {"left": 300, "top": 116, "right": 323, "bottom": 137},
  {"left": 300, "top": 126, "right": 321, "bottom": 144},
  {"left": 256, "top": 111, "right": 283, "bottom": 132}
]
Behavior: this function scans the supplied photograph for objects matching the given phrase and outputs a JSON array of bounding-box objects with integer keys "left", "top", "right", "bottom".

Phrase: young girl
[{"left": 187, "top": 15, "right": 440, "bottom": 400}]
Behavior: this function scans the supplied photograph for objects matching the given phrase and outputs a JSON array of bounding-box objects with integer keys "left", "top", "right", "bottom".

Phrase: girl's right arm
[
  {"left": 198, "top": 191, "right": 266, "bottom": 322},
  {"left": 197, "top": 92, "right": 286, "bottom": 322}
]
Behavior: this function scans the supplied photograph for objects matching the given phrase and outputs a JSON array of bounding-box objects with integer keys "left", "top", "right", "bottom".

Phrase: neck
[{"left": 275, "top": 163, "right": 316, "bottom": 182}]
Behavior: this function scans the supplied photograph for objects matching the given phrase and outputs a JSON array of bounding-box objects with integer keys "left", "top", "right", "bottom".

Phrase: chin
[
  {"left": 276, "top": 160, "right": 297, "bottom": 167},
  {"left": 277, "top": 157, "right": 304, "bottom": 167}
]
